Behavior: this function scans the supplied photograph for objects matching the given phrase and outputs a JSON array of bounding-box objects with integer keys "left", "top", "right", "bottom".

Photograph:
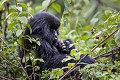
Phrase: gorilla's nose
[
  {"left": 54, "top": 36, "right": 58, "bottom": 43},
  {"left": 54, "top": 31, "right": 58, "bottom": 40},
  {"left": 54, "top": 35, "right": 58, "bottom": 40}
]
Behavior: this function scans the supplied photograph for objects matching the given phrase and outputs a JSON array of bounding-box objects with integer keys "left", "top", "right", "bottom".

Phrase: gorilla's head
[{"left": 25, "top": 11, "right": 60, "bottom": 45}]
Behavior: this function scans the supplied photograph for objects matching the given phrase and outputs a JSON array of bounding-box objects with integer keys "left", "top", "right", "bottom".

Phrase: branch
[
  {"left": 91, "top": 27, "right": 120, "bottom": 52},
  {"left": 0, "top": 10, "right": 3, "bottom": 27},
  {"left": 0, "top": 76, "right": 14, "bottom": 80},
  {"left": 3, "top": 1, "right": 8, "bottom": 38},
  {"left": 94, "top": 46, "right": 120, "bottom": 59},
  {"left": 59, "top": 54, "right": 88, "bottom": 80},
  {"left": 0, "top": 50, "right": 19, "bottom": 67}
]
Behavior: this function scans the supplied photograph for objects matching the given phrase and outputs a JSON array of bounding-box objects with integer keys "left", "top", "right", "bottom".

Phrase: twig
[
  {"left": 0, "top": 10, "right": 3, "bottom": 27},
  {"left": 0, "top": 50, "right": 19, "bottom": 67},
  {"left": 94, "top": 46, "right": 120, "bottom": 59},
  {"left": 3, "top": 1, "right": 8, "bottom": 38},
  {"left": 91, "top": 27, "right": 120, "bottom": 52},
  {"left": 0, "top": 76, "right": 14, "bottom": 80}
]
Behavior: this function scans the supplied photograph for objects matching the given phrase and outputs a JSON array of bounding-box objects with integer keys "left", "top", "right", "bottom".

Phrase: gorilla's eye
[
  {"left": 50, "top": 29, "right": 55, "bottom": 33},
  {"left": 37, "top": 28, "right": 42, "bottom": 34}
]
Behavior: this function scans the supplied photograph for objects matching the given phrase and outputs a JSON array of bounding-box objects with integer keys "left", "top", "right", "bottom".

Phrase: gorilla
[{"left": 18, "top": 11, "right": 95, "bottom": 79}]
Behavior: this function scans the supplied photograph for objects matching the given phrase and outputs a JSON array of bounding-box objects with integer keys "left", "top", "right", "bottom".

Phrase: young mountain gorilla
[{"left": 18, "top": 11, "right": 95, "bottom": 79}]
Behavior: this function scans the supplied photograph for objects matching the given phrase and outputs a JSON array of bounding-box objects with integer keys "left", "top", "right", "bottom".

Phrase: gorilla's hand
[{"left": 55, "top": 39, "right": 75, "bottom": 54}]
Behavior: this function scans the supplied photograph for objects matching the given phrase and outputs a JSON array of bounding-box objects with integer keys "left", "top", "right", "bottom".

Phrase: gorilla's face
[
  {"left": 30, "top": 25, "right": 59, "bottom": 45},
  {"left": 51, "top": 29, "right": 59, "bottom": 45},
  {"left": 44, "top": 26, "right": 59, "bottom": 45},
  {"left": 27, "top": 12, "right": 60, "bottom": 46}
]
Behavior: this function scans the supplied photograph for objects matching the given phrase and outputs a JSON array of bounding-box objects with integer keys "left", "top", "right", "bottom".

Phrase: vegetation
[{"left": 0, "top": 0, "right": 120, "bottom": 80}]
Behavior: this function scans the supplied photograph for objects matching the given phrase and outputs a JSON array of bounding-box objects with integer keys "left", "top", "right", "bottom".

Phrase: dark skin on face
[{"left": 18, "top": 11, "right": 95, "bottom": 80}]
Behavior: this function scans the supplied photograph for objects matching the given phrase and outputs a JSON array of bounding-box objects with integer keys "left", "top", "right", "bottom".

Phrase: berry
[{"left": 95, "top": 35, "right": 99, "bottom": 39}]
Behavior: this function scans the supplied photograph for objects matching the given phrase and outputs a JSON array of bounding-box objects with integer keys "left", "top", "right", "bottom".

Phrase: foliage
[{"left": 0, "top": 0, "right": 120, "bottom": 80}]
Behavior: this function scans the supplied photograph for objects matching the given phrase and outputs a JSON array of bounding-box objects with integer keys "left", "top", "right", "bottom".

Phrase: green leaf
[
  {"left": 114, "top": 29, "right": 120, "bottom": 46},
  {"left": 26, "top": 24, "right": 32, "bottom": 34},
  {"left": 16, "top": 7, "right": 22, "bottom": 12},
  {"left": 35, "top": 6, "right": 42, "bottom": 11},
  {"left": 50, "top": 68, "right": 63, "bottom": 79},
  {"left": 19, "top": 3, "right": 28, "bottom": 9},
  {"left": 42, "top": 0, "right": 51, "bottom": 9},
  {"left": 6, "top": 12, "right": 18, "bottom": 19},
  {"left": 22, "top": 57, "right": 30, "bottom": 63},
  {"left": 62, "top": 56, "right": 73, "bottom": 62},
  {"left": 36, "top": 40, "right": 40, "bottom": 46},
  {"left": 18, "top": 16, "right": 28, "bottom": 24},
  {"left": 84, "top": 25, "right": 93, "bottom": 30},
  {"left": 34, "top": 58, "right": 44, "bottom": 62},
  {"left": 28, "top": 38, "right": 33, "bottom": 43},
  {"left": 16, "top": 29, "right": 23, "bottom": 37},
  {"left": 31, "top": 38, "right": 36, "bottom": 42},
  {"left": 33, "top": 58, "right": 44, "bottom": 65},
  {"left": 20, "top": 11, "right": 28, "bottom": 15},
  {"left": 95, "top": 72, "right": 102, "bottom": 76},
  {"left": 86, "top": 39, "right": 94, "bottom": 46},
  {"left": 52, "top": 3, "right": 61, "bottom": 13},
  {"left": 70, "top": 49, "right": 76, "bottom": 56},
  {"left": 1, "top": 0, "right": 7, "bottom": 5},
  {"left": 68, "top": 63, "right": 75, "bottom": 68},
  {"left": 66, "top": 0, "right": 71, "bottom": 3},
  {"left": 8, "top": 22, "right": 16, "bottom": 30},
  {"left": 34, "top": 66, "right": 40, "bottom": 71},
  {"left": 90, "top": 18, "right": 98, "bottom": 25},
  {"left": 56, "top": 69, "right": 63, "bottom": 75}
]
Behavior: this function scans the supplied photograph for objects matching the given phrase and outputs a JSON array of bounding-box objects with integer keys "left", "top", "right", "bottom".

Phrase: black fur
[{"left": 18, "top": 11, "right": 95, "bottom": 79}]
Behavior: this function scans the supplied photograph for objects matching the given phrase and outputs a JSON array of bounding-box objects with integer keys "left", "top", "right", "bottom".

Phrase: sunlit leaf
[
  {"left": 16, "top": 29, "right": 23, "bottom": 37},
  {"left": 26, "top": 24, "right": 32, "bottom": 34},
  {"left": 42, "top": 0, "right": 50, "bottom": 9},
  {"left": 68, "top": 63, "right": 75, "bottom": 68},
  {"left": 16, "top": 7, "right": 22, "bottom": 12},
  {"left": 1, "top": 0, "right": 7, "bottom": 5},
  {"left": 62, "top": 56, "right": 73, "bottom": 62},
  {"left": 6, "top": 12, "right": 18, "bottom": 19},
  {"left": 8, "top": 22, "right": 16, "bottom": 30},
  {"left": 70, "top": 49, "right": 76, "bottom": 56},
  {"left": 114, "top": 29, "right": 120, "bottom": 45},
  {"left": 18, "top": 16, "right": 28, "bottom": 24},
  {"left": 90, "top": 18, "right": 98, "bottom": 25},
  {"left": 35, "top": 6, "right": 42, "bottom": 11},
  {"left": 19, "top": 3, "right": 28, "bottom": 9},
  {"left": 36, "top": 40, "right": 40, "bottom": 46},
  {"left": 52, "top": 3, "right": 61, "bottom": 13}
]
